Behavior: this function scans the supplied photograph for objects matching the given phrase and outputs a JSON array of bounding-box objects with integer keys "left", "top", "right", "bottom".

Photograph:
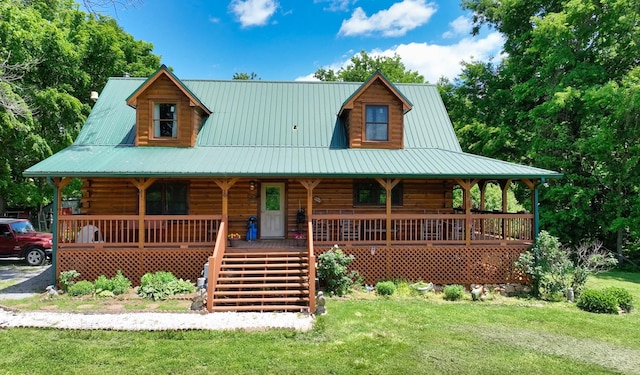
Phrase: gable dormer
[
  {"left": 339, "top": 71, "right": 412, "bottom": 149},
  {"left": 126, "top": 65, "right": 211, "bottom": 147}
]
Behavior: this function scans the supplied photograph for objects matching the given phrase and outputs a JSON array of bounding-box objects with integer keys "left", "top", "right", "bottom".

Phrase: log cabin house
[{"left": 25, "top": 66, "right": 561, "bottom": 312}]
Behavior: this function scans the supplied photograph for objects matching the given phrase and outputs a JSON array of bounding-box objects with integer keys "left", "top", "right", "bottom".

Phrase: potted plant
[
  {"left": 294, "top": 232, "right": 306, "bottom": 247},
  {"left": 228, "top": 232, "right": 241, "bottom": 247},
  {"left": 409, "top": 281, "right": 434, "bottom": 294}
]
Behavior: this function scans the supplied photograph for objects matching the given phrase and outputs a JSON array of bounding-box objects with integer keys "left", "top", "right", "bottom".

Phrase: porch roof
[{"left": 25, "top": 144, "right": 561, "bottom": 179}]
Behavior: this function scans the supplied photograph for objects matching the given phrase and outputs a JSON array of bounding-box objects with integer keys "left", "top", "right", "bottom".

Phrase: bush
[
  {"left": 603, "top": 287, "right": 634, "bottom": 313},
  {"left": 94, "top": 270, "right": 132, "bottom": 296},
  {"left": 576, "top": 289, "right": 619, "bottom": 314},
  {"left": 59, "top": 270, "right": 80, "bottom": 292},
  {"left": 68, "top": 280, "right": 95, "bottom": 297},
  {"left": 317, "top": 246, "right": 358, "bottom": 296},
  {"left": 375, "top": 281, "right": 396, "bottom": 296},
  {"left": 443, "top": 284, "right": 466, "bottom": 301},
  {"left": 138, "top": 271, "right": 195, "bottom": 301}
]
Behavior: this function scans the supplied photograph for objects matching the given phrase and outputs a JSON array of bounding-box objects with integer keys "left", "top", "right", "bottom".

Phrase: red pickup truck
[{"left": 0, "top": 218, "right": 52, "bottom": 266}]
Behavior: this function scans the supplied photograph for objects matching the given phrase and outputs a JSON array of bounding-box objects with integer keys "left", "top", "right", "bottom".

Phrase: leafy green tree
[
  {"left": 232, "top": 72, "right": 260, "bottom": 80},
  {"left": 0, "top": 0, "right": 160, "bottom": 215},
  {"left": 450, "top": 0, "right": 640, "bottom": 258},
  {"left": 314, "top": 50, "right": 425, "bottom": 83}
]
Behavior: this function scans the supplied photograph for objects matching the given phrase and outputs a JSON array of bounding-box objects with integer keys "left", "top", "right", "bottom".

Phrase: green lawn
[{"left": 0, "top": 271, "right": 639, "bottom": 375}]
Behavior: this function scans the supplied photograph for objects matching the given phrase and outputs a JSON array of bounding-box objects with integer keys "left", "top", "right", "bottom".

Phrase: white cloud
[
  {"left": 314, "top": 0, "right": 356, "bottom": 12},
  {"left": 298, "top": 32, "right": 505, "bottom": 83},
  {"left": 442, "top": 15, "right": 472, "bottom": 38},
  {"left": 339, "top": 0, "right": 437, "bottom": 37},
  {"left": 229, "top": 0, "right": 279, "bottom": 28}
]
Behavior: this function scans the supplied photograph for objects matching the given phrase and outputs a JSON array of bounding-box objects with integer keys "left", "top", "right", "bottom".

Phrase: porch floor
[{"left": 226, "top": 239, "right": 308, "bottom": 251}]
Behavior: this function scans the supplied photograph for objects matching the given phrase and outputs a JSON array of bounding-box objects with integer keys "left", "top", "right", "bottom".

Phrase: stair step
[
  {"left": 225, "top": 251, "right": 306, "bottom": 256},
  {"left": 223, "top": 257, "right": 308, "bottom": 263},
  {"left": 217, "top": 275, "right": 308, "bottom": 282},
  {"left": 221, "top": 262, "right": 306, "bottom": 269},
  {"left": 214, "top": 290, "right": 307, "bottom": 296},
  {"left": 215, "top": 282, "right": 309, "bottom": 289},
  {"left": 219, "top": 269, "right": 308, "bottom": 275},
  {"left": 209, "top": 305, "right": 310, "bottom": 312},
  {"left": 212, "top": 297, "right": 310, "bottom": 304}
]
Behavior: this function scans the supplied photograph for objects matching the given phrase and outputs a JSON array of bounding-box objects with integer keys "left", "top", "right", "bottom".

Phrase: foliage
[
  {"left": 576, "top": 287, "right": 630, "bottom": 314},
  {"left": 452, "top": 183, "right": 525, "bottom": 212},
  {"left": 0, "top": 0, "right": 160, "bottom": 213},
  {"left": 59, "top": 269, "right": 80, "bottom": 292},
  {"left": 449, "top": 0, "right": 640, "bottom": 258},
  {"left": 138, "top": 271, "right": 195, "bottom": 301},
  {"left": 317, "top": 245, "right": 358, "bottom": 296},
  {"left": 603, "top": 287, "right": 634, "bottom": 313},
  {"left": 571, "top": 240, "right": 618, "bottom": 295},
  {"left": 375, "top": 281, "right": 396, "bottom": 296},
  {"left": 314, "top": 50, "right": 425, "bottom": 83},
  {"left": 516, "top": 231, "right": 572, "bottom": 301},
  {"left": 67, "top": 280, "right": 94, "bottom": 297},
  {"left": 93, "top": 270, "right": 131, "bottom": 295},
  {"left": 232, "top": 72, "right": 259, "bottom": 80},
  {"left": 443, "top": 284, "right": 466, "bottom": 301}
]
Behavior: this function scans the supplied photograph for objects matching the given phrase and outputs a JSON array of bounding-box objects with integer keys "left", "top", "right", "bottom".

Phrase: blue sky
[{"left": 102, "top": 0, "right": 503, "bottom": 83}]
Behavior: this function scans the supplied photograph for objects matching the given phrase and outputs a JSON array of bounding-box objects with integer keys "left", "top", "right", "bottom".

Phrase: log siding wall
[
  {"left": 348, "top": 81, "right": 404, "bottom": 149},
  {"left": 80, "top": 178, "right": 453, "bottom": 240}
]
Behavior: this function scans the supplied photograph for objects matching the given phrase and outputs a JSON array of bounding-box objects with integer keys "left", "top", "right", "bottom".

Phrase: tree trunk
[{"left": 617, "top": 227, "right": 624, "bottom": 264}]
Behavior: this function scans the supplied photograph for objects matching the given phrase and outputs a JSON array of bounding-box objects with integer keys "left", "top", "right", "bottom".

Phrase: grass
[{"left": 0, "top": 271, "right": 639, "bottom": 374}]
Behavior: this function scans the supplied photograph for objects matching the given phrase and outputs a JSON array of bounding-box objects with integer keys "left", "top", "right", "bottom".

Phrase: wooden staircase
[{"left": 208, "top": 250, "right": 312, "bottom": 312}]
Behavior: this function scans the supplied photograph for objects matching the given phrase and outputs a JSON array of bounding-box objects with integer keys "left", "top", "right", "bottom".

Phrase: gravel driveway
[{"left": 0, "top": 259, "right": 52, "bottom": 300}]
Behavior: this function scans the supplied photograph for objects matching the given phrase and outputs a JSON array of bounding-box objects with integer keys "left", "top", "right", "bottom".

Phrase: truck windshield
[{"left": 10, "top": 221, "right": 35, "bottom": 234}]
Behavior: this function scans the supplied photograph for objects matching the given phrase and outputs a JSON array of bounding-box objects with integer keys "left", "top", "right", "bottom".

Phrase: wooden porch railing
[
  {"left": 57, "top": 215, "right": 222, "bottom": 247},
  {"left": 307, "top": 220, "right": 316, "bottom": 313},
  {"left": 207, "top": 221, "right": 226, "bottom": 312},
  {"left": 311, "top": 212, "right": 534, "bottom": 245}
]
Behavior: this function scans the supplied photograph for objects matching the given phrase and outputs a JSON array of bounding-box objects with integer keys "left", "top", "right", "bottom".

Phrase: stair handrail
[
  {"left": 207, "top": 221, "right": 227, "bottom": 312},
  {"left": 307, "top": 220, "right": 316, "bottom": 313}
]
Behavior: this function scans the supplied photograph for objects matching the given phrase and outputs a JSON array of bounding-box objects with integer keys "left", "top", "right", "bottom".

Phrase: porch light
[{"left": 249, "top": 181, "right": 256, "bottom": 191}]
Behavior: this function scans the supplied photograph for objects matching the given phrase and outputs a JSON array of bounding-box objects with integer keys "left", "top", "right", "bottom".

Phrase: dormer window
[
  {"left": 365, "top": 105, "right": 388, "bottom": 141},
  {"left": 153, "top": 103, "right": 177, "bottom": 138}
]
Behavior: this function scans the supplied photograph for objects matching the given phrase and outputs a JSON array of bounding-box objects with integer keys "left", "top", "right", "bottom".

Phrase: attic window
[
  {"left": 153, "top": 103, "right": 177, "bottom": 138},
  {"left": 365, "top": 105, "right": 388, "bottom": 141}
]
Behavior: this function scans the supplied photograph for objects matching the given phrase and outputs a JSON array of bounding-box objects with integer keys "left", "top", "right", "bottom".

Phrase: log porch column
[
  {"left": 48, "top": 177, "right": 72, "bottom": 285},
  {"left": 455, "top": 179, "right": 478, "bottom": 246},
  {"left": 521, "top": 178, "right": 539, "bottom": 239},
  {"left": 376, "top": 178, "right": 400, "bottom": 279},
  {"left": 130, "top": 178, "right": 157, "bottom": 249},
  {"left": 299, "top": 179, "right": 321, "bottom": 313},
  {"left": 499, "top": 179, "right": 512, "bottom": 240},
  {"left": 214, "top": 178, "right": 239, "bottom": 235}
]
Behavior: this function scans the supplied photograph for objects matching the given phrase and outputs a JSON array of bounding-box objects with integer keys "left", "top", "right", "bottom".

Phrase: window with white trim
[{"left": 153, "top": 103, "right": 177, "bottom": 138}]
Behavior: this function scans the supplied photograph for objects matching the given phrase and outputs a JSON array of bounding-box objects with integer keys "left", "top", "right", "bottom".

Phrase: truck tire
[{"left": 25, "top": 247, "right": 46, "bottom": 266}]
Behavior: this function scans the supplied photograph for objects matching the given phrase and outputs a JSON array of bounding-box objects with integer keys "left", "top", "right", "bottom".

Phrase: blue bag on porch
[{"left": 246, "top": 216, "right": 258, "bottom": 241}]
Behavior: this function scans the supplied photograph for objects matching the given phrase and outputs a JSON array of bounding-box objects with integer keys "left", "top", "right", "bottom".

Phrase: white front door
[{"left": 260, "top": 182, "right": 285, "bottom": 238}]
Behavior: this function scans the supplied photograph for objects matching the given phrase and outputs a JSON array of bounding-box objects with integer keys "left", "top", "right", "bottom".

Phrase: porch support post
[
  {"left": 455, "top": 179, "right": 478, "bottom": 246},
  {"left": 499, "top": 179, "right": 512, "bottom": 240},
  {"left": 375, "top": 178, "right": 400, "bottom": 248},
  {"left": 131, "top": 178, "right": 157, "bottom": 249},
  {"left": 47, "top": 177, "right": 71, "bottom": 285},
  {"left": 214, "top": 178, "right": 240, "bottom": 230},
  {"left": 299, "top": 179, "right": 321, "bottom": 311},
  {"left": 521, "top": 178, "right": 539, "bottom": 240}
]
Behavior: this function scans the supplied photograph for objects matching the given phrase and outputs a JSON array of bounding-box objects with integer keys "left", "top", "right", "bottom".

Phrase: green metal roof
[{"left": 25, "top": 76, "right": 562, "bottom": 179}]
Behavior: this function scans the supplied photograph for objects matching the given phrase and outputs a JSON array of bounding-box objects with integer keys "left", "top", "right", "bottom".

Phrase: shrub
[
  {"left": 515, "top": 231, "right": 572, "bottom": 300},
  {"left": 576, "top": 289, "right": 618, "bottom": 314},
  {"left": 443, "top": 284, "right": 466, "bottom": 301},
  {"left": 603, "top": 287, "right": 634, "bottom": 313},
  {"left": 138, "top": 271, "right": 195, "bottom": 301},
  {"left": 59, "top": 270, "right": 80, "bottom": 292},
  {"left": 317, "top": 246, "right": 358, "bottom": 296},
  {"left": 68, "top": 280, "right": 95, "bottom": 297},
  {"left": 375, "top": 281, "right": 396, "bottom": 296},
  {"left": 94, "top": 275, "right": 113, "bottom": 293}
]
